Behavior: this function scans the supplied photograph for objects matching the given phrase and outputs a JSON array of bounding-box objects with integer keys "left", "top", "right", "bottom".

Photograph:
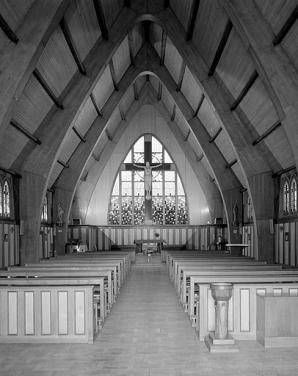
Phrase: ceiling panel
[
  {"left": 192, "top": 0, "right": 229, "bottom": 68},
  {"left": 0, "top": 127, "right": 29, "bottom": 169},
  {"left": 0, "top": 0, "right": 35, "bottom": 31},
  {"left": 216, "top": 28, "right": 255, "bottom": 100},
  {"left": 239, "top": 78, "right": 279, "bottom": 135},
  {"left": 64, "top": 0, "right": 101, "bottom": 62},
  {"left": 164, "top": 37, "right": 184, "bottom": 85},
  {"left": 112, "top": 36, "right": 131, "bottom": 84},
  {"left": 149, "top": 22, "right": 163, "bottom": 58},
  {"left": 120, "top": 86, "right": 134, "bottom": 115},
  {"left": 59, "top": 131, "right": 81, "bottom": 164},
  {"left": 200, "top": 157, "right": 215, "bottom": 180},
  {"left": 188, "top": 132, "right": 203, "bottom": 158},
  {"left": 135, "top": 75, "right": 146, "bottom": 93},
  {"left": 74, "top": 98, "right": 98, "bottom": 137},
  {"left": 92, "top": 65, "right": 114, "bottom": 111},
  {"left": 231, "top": 163, "right": 246, "bottom": 188},
  {"left": 107, "top": 108, "right": 122, "bottom": 138},
  {"left": 101, "top": 0, "right": 124, "bottom": 30},
  {"left": 161, "top": 87, "right": 175, "bottom": 117},
  {"left": 255, "top": 0, "right": 297, "bottom": 35},
  {"left": 48, "top": 163, "right": 64, "bottom": 189},
  {"left": 170, "top": 0, "right": 194, "bottom": 32},
  {"left": 197, "top": 99, "right": 221, "bottom": 137},
  {"left": 130, "top": 22, "right": 144, "bottom": 60},
  {"left": 36, "top": 26, "right": 78, "bottom": 98},
  {"left": 13, "top": 75, "right": 53, "bottom": 135},
  {"left": 149, "top": 75, "right": 160, "bottom": 94},
  {"left": 215, "top": 131, "right": 236, "bottom": 164},
  {"left": 174, "top": 107, "right": 190, "bottom": 139},
  {"left": 181, "top": 66, "right": 203, "bottom": 111},
  {"left": 281, "top": 21, "right": 298, "bottom": 73}
]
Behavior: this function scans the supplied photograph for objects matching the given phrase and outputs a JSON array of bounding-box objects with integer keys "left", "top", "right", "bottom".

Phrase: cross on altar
[{"left": 123, "top": 138, "right": 173, "bottom": 224}]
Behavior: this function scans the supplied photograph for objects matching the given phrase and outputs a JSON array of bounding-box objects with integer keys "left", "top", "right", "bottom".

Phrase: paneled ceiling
[{"left": 1, "top": 0, "right": 298, "bottom": 218}]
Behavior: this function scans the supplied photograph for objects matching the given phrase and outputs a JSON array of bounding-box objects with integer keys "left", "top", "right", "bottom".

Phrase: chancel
[{"left": 1, "top": 0, "right": 298, "bottom": 374}]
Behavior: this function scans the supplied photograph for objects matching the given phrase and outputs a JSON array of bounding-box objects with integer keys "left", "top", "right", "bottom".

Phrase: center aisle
[{"left": 96, "top": 253, "right": 203, "bottom": 375}]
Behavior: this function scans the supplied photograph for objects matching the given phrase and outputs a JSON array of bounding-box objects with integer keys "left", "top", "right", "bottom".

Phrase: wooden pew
[{"left": 0, "top": 277, "right": 105, "bottom": 343}]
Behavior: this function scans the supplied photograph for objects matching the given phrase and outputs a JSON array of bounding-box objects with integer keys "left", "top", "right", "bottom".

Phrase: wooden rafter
[
  {"left": 93, "top": 0, "right": 109, "bottom": 41},
  {"left": 0, "top": 14, "right": 18, "bottom": 43},
  {"left": 57, "top": 159, "right": 69, "bottom": 168},
  {"left": 184, "top": 130, "right": 191, "bottom": 141},
  {"left": 209, "top": 127, "right": 222, "bottom": 143},
  {"left": 193, "top": 93, "right": 205, "bottom": 117},
  {"left": 171, "top": 104, "right": 176, "bottom": 121},
  {"left": 133, "top": 82, "right": 138, "bottom": 100},
  {"left": 226, "top": 159, "right": 237, "bottom": 169},
  {"left": 230, "top": 71, "right": 258, "bottom": 111},
  {"left": 197, "top": 153, "right": 204, "bottom": 162},
  {"left": 273, "top": 4, "right": 298, "bottom": 46},
  {"left": 158, "top": 82, "right": 163, "bottom": 100},
  {"left": 90, "top": 93, "right": 103, "bottom": 117},
  {"left": 252, "top": 121, "right": 282, "bottom": 146},
  {"left": 119, "top": 107, "right": 126, "bottom": 121},
  {"left": 10, "top": 120, "right": 41, "bottom": 145},
  {"left": 186, "top": 0, "right": 201, "bottom": 42},
  {"left": 160, "top": 29, "right": 167, "bottom": 65},
  {"left": 0, "top": 166, "right": 22, "bottom": 178},
  {"left": 109, "top": 60, "right": 119, "bottom": 91},
  {"left": 208, "top": 19, "right": 233, "bottom": 76},
  {"left": 105, "top": 129, "right": 113, "bottom": 141},
  {"left": 60, "top": 18, "right": 86, "bottom": 75},
  {"left": 128, "top": 29, "right": 135, "bottom": 66},
  {"left": 33, "top": 69, "right": 63, "bottom": 109},
  {"left": 73, "top": 127, "right": 86, "bottom": 142},
  {"left": 176, "top": 61, "right": 186, "bottom": 91}
]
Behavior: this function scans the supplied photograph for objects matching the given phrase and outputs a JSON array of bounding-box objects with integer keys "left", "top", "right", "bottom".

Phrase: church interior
[{"left": 1, "top": 0, "right": 298, "bottom": 374}]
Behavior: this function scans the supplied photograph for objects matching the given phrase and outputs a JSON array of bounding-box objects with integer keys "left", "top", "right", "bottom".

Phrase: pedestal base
[{"left": 204, "top": 333, "right": 239, "bottom": 353}]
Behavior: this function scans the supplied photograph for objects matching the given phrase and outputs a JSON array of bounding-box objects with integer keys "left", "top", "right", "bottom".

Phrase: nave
[{"left": 0, "top": 254, "right": 298, "bottom": 376}]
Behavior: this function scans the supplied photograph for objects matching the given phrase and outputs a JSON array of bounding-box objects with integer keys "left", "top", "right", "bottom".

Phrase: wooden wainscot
[{"left": 256, "top": 293, "right": 298, "bottom": 348}]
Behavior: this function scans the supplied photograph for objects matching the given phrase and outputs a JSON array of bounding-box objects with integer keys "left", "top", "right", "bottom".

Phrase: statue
[
  {"left": 133, "top": 161, "right": 162, "bottom": 200},
  {"left": 57, "top": 203, "right": 64, "bottom": 227},
  {"left": 232, "top": 203, "right": 238, "bottom": 227}
]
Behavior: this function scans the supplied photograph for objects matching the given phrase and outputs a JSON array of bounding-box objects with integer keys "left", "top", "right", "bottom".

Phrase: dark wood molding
[
  {"left": 90, "top": 93, "right": 103, "bottom": 117},
  {"left": 226, "top": 159, "right": 237, "bottom": 169},
  {"left": 230, "top": 71, "right": 258, "bottom": 111},
  {"left": 0, "top": 166, "right": 22, "bottom": 178},
  {"left": 10, "top": 120, "right": 41, "bottom": 145},
  {"left": 73, "top": 127, "right": 86, "bottom": 142},
  {"left": 93, "top": 0, "right": 109, "bottom": 41},
  {"left": 133, "top": 82, "right": 138, "bottom": 100},
  {"left": 0, "top": 14, "right": 18, "bottom": 43},
  {"left": 193, "top": 93, "right": 205, "bottom": 117},
  {"left": 128, "top": 29, "right": 135, "bottom": 66},
  {"left": 33, "top": 69, "right": 63, "bottom": 109},
  {"left": 160, "top": 29, "right": 167, "bottom": 65},
  {"left": 209, "top": 127, "right": 222, "bottom": 143},
  {"left": 109, "top": 60, "right": 119, "bottom": 91},
  {"left": 176, "top": 61, "right": 186, "bottom": 91},
  {"left": 158, "top": 82, "right": 163, "bottom": 100},
  {"left": 171, "top": 104, "right": 176, "bottom": 121},
  {"left": 60, "top": 17, "right": 86, "bottom": 75},
  {"left": 186, "top": 0, "right": 201, "bottom": 42},
  {"left": 57, "top": 159, "right": 69, "bottom": 168},
  {"left": 252, "top": 121, "right": 282, "bottom": 146},
  {"left": 208, "top": 19, "right": 233, "bottom": 76},
  {"left": 273, "top": 4, "right": 298, "bottom": 46}
]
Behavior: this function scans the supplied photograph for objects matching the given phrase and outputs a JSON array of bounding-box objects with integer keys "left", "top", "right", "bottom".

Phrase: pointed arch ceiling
[{"left": 1, "top": 0, "right": 297, "bottom": 224}]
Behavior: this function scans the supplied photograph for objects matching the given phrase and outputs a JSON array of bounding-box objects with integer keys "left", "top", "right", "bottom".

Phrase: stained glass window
[
  {"left": 108, "top": 135, "right": 188, "bottom": 225},
  {"left": 283, "top": 178, "right": 290, "bottom": 216},
  {"left": 290, "top": 176, "right": 298, "bottom": 214},
  {"left": 3, "top": 180, "right": 10, "bottom": 217},
  {"left": 42, "top": 196, "right": 48, "bottom": 222}
]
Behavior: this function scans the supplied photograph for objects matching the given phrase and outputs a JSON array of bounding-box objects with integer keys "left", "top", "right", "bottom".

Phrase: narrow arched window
[
  {"left": 42, "top": 196, "right": 48, "bottom": 222},
  {"left": 283, "top": 178, "right": 290, "bottom": 216},
  {"left": 290, "top": 176, "right": 298, "bottom": 214},
  {"left": 108, "top": 135, "right": 188, "bottom": 225},
  {"left": 0, "top": 179, "right": 3, "bottom": 216},
  {"left": 3, "top": 180, "right": 10, "bottom": 217}
]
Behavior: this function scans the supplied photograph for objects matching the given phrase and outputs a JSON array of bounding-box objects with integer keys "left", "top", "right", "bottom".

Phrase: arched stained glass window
[
  {"left": 42, "top": 196, "right": 48, "bottom": 222},
  {"left": 108, "top": 135, "right": 188, "bottom": 225},
  {"left": 283, "top": 178, "right": 290, "bottom": 216},
  {"left": 3, "top": 180, "right": 10, "bottom": 217},
  {"left": 290, "top": 175, "right": 298, "bottom": 214}
]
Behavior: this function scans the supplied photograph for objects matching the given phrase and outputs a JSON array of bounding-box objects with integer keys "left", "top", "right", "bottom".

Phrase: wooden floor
[{"left": 1, "top": 253, "right": 298, "bottom": 375}]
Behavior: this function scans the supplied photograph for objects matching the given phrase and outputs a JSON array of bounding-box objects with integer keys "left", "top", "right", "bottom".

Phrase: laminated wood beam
[
  {"left": 186, "top": 0, "right": 201, "bottom": 42},
  {"left": 90, "top": 93, "right": 103, "bottom": 117},
  {"left": 252, "top": 121, "right": 282, "bottom": 146},
  {"left": 109, "top": 60, "right": 119, "bottom": 91},
  {"left": 193, "top": 93, "right": 205, "bottom": 117},
  {"left": 209, "top": 127, "right": 222, "bottom": 143},
  {"left": 230, "top": 70, "right": 258, "bottom": 111},
  {"left": 10, "top": 120, "right": 41, "bottom": 145},
  {"left": 93, "top": 0, "right": 109, "bottom": 41},
  {"left": 33, "top": 69, "right": 63, "bottom": 109},
  {"left": 133, "top": 82, "right": 138, "bottom": 100},
  {"left": 208, "top": 19, "right": 233, "bottom": 76},
  {"left": 158, "top": 82, "right": 163, "bottom": 100},
  {"left": 73, "top": 127, "right": 86, "bottom": 142},
  {"left": 60, "top": 18, "right": 86, "bottom": 75},
  {"left": 57, "top": 159, "right": 69, "bottom": 168},
  {"left": 171, "top": 104, "right": 176, "bottom": 121},
  {"left": 273, "top": 4, "right": 298, "bottom": 46},
  {"left": 128, "top": 29, "right": 135, "bottom": 65},
  {"left": 0, "top": 14, "right": 18, "bottom": 43}
]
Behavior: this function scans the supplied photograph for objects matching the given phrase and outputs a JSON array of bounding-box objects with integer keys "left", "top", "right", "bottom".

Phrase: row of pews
[
  {"left": 162, "top": 249, "right": 298, "bottom": 351},
  {"left": 0, "top": 250, "right": 135, "bottom": 344}
]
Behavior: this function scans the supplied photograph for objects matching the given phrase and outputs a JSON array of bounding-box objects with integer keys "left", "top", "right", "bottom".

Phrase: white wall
[{"left": 86, "top": 105, "right": 211, "bottom": 225}]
